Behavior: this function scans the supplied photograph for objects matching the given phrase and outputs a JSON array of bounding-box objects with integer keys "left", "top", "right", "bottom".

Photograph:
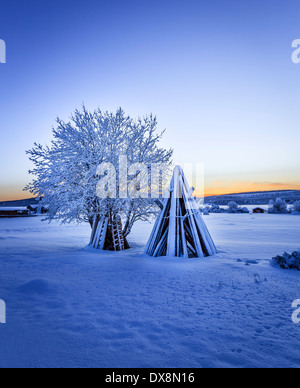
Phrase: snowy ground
[{"left": 0, "top": 214, "right": 299, "bottom": 368}]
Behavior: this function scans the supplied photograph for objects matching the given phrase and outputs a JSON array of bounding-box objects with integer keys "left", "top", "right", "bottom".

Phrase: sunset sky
[{"left": 0, "top": 0, "right": 299, "bottom": 201}]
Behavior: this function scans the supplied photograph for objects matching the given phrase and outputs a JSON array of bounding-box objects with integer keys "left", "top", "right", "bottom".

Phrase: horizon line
[{"left": 1, "top": 187, "right": 299, "bottom": 203}]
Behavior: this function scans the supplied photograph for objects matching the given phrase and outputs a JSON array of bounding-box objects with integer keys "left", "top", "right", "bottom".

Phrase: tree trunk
[{"left": 123, "top": 200, "right": 134, "bottom": 237}]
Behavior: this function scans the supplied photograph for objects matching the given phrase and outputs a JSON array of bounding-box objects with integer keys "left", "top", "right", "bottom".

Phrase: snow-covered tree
[
  {"left": 227, "top": 201, "right": 239, "bottom": 213},
  {"left": 268, "top": 198, "right": 288, "bottom": 214},
  {"left": 293, "top": 200, "right": 300, "bottom": 213},
  {"left": 241, "top": 206, "right": 250, "bottom": 214},
  {"left": 209, "top": 204, "right": 224, "bottom": 214},
  {"left": 26, "top": 107, "right": 173, "bottom": 250},
  {"left": 201, "top": 206, "right": 210, "bottom": 215}
]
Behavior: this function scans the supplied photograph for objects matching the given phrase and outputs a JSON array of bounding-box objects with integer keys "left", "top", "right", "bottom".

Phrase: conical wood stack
[{"left": 145, "top": 166, "right": 217, "bottom": 258}]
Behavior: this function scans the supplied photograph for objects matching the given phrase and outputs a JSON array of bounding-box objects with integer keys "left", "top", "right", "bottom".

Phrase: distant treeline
[{"left": 205, "top": 190, "right": 300, "bottom": 205}]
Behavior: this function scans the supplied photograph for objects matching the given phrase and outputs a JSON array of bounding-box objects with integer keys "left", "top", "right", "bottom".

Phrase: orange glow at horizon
[
  {"left": 0, "top": 192, "right": 34, "bottom": 202},
  {"left": 202, "top": 182, "right": 300, "bottom": 197},
  {"left": 1, "top": 181, "right": 300, "bottom": 202},
  {"left": 0, "top": 185, "right": 34, "bottom": 202}
]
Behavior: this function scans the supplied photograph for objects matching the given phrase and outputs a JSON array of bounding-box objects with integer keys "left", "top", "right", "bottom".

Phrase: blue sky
[{"left": 0, "top": 0, "right": 299, "bottom": 200}]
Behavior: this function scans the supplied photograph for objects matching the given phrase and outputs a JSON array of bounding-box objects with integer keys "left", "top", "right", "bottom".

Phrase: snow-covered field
[{"left": 0, "top": 214, "right": 299, "bottom": 368}]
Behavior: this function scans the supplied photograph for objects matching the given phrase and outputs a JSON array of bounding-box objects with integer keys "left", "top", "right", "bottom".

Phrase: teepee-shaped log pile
[
  {"left": 145, "top": 166, "right": 217, "bottom": 258},
  {"left": 89, "top": 215, "right": 127, "bottom": 251}
]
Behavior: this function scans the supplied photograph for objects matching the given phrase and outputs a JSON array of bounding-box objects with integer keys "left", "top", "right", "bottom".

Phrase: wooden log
[
  {"left": 98, "top": 217, "right": 109, "bottom": 250},
  {"left": 179, "top": 205, "right": 189, "bottom": 258},
  {"left": 166, "top": 171, "right": 178, "bottom": 257},
  {"left": 180, "top": 176, "right": 204, "bottom": 257},
  {"left": 89, "top": 215, "right": 98, "bottom": 246},
  {"left": 144, "top": 198, "right": 169, "bottom": 255},
  {"left": 153, "top": 226, "right": 169, "bottom": 257}
]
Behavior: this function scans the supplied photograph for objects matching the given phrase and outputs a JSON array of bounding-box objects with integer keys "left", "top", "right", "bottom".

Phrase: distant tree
[
  {"left": 227, "top": 201, "right": 239, "bottom": 213},
  {"left": 210, "top": 204, "right": 224, "bottom": 213},
  {"left": 293, "top": 201, "right": 300, "bottom": 213},
  {"left": 268, "top": 198, "right": 288, "bottom": 214},
  {"left": 25, "top": 106, "right": 173, "bottom": 250},
  {"left": 241, "top": 206, "right": 250, "bottom": 214},
  {"left": 201, "top": 206, "right": 210, "bottom": 216}
]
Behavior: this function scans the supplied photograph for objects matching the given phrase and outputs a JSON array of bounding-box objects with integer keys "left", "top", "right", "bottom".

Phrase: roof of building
[{"left": 0, "top": 207, "right": 29, "bottom": 212}]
